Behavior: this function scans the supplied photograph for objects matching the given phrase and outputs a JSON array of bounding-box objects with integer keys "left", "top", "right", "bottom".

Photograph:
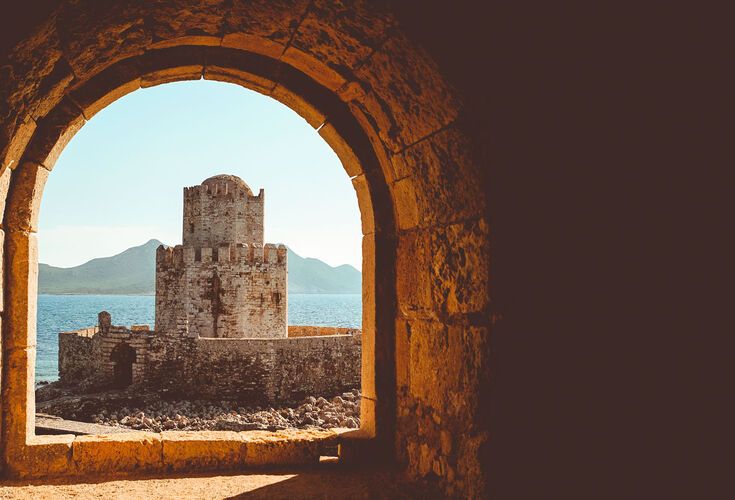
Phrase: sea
[{"left": 36, "top": 293, "right": 362, "bottom": 383}]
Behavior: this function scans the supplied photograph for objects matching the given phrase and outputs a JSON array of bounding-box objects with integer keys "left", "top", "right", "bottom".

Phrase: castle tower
[
  {"left": 155, "top": 175, "right": 288, "bottom": 339},
  {"left": 183, "top": 174, "right": 264, "bottom": 248}
]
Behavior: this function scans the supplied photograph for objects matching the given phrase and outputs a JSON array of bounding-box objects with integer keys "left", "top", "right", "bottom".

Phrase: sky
[{"left": 38, "top": 80, "right": 362, "bottom": 270}]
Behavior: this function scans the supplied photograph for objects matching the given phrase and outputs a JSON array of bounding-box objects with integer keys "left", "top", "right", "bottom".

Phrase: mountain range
[{"left": 38, "top": 239, "right": 361, "bottom": 295}]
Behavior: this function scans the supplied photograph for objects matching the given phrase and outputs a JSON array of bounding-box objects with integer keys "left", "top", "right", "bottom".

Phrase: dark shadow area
[{"left": 110, "top": 342, "right": 136, "bottom": 388}]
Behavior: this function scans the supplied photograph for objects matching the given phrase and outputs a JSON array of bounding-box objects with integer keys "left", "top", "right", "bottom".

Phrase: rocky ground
[{"left": 36, "top": 383, "right": 361, "bottom": 432}]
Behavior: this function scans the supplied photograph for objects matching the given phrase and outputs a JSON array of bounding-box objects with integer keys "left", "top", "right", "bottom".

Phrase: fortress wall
[
  {"left": 156, "top": 243, "right": 287, "bottom": 339},
  {"left": 143, "top": 331, "right": 362, "bottom": 404},
  {"left": 58, "top": 329, "right": 97, "bottom": 383},
  {"left": 288, "top": 326, "right": 361, "bottom": 337},
  {"left": 59, "top": 326, "right": 155, "bottom": 386}
]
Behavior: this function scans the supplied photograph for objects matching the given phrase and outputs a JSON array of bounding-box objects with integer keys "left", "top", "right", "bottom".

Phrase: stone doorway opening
[
  {"left": 110, "top": 343, "right": 136, "bottom": 388},
  {"left": 0, "top": 3, "right": 488, "bottom": 487}
]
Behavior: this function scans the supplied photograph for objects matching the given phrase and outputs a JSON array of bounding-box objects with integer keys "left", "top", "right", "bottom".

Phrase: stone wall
[
  {"left": 145, "top": 331, "right": 361, "bottom": 404},
  {"left": 155, "top": 243, "right": 287, "bottom": 339},
  {"left": 58, "top": 328, "right": 96, "bottom": 384},
  {"left": 59, "top": 325, "right": 155, "bottom": 386},
  {"left": 59, "top": 324, "right": 361, "bottom": 405}
]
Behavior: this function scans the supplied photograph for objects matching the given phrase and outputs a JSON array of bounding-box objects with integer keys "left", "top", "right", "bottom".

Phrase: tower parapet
[
  {"left": 156, "top": 176, "right": 287, "bottom": 339},
  {"left": 183, "top": 174, "right": 265, "bottom": 248}
]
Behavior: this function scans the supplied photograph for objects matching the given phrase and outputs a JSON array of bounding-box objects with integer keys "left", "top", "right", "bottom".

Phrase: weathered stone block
[
  {"left": 318, "top": 122, "right": 362, "bottom": 178},
  {"left": 392, "top": 177, "right": 420, "bottom": 230},
  {"left": 351, "top": 175, "right": 375, "bottom": 235},
  {"left": 202, "top": 47, "right": 279, "bottom": 94},
  {"left": 0, "top": 114, "right": 36, "bottom": 172},
  {"left": 5, "top": 162, "right": 49, "bottom": 233},
  {"left": 162, "top": 431, "right": 245, "bottom": 471},
  {"left": 396, "top": 230, "right": 433, "bottom": 317},
  {"left": 3, "top": 231, "right": 38, "bottom": 349},
  {"left": 225, "top": 0, "right": 310, "bottom": 57},
  {"left": 72, "top": 433, "right": 163, "bottom": 474},
  {"left": 3, "top": 435, "right": 74, "bottom": 479},
  {"left": 243, "top": 430, "right": 323, "bottom": 466},
  {"left": 149, "top": 0, "right": 227, "bottom": 43},
  {"left": 22, "top": 99, "right": 85, "bottom": 170},
  {"left": 285, "top": 0, "right": 396, "bottom": 91},
  {"left": 56, "top": 2, "right": 151, "bottom": 80},
  {"left": 2, "top": 347, "right": 36, "bottom": 447},
  {"left": 355, "top": 33, "right": 461, "bottom": 152},
  {"left": 271, "top": 84, "right": 325, "bottom": 129},
  {"left": 390, "top": 127, "right": 486, "bottom": 227},
  {"left": 3, "top": 19, "right": 66, "bottom": 123},
  {"left": 430, "top": 219, "right": 490, "bottom": 315}
]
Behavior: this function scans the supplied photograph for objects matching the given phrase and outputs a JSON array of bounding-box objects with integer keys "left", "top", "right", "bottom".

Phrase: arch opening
[
  {"left": 2, "top": 41, "right": 396, "bottom": 477},
  {"left": 1, "top": 5, "right": 487, "bottom": 491},
  {"left": 110, "top": 342, "right": 136, "bottom": 388}
]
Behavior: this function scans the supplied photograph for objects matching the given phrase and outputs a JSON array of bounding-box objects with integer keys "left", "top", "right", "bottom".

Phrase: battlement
[
  {"left": 156, "top": 243, "right": 287, "bottom": 268},
  {"left": 183, "top": 183, "right": 264, "bottom": 200}
]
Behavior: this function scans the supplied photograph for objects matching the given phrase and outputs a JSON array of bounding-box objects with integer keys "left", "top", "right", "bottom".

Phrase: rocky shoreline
[{"left": 36, "top": 383, "right": 361, "bottom": 433}]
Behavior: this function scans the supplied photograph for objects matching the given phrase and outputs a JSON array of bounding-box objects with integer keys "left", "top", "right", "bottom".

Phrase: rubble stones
[{"left": 39, "top": 388, "right": 361, "bottom": 433}]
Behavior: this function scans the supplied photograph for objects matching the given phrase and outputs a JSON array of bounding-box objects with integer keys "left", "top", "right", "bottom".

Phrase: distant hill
[{"left": 38, "top": 239, "right": 361, "bottom": 295}]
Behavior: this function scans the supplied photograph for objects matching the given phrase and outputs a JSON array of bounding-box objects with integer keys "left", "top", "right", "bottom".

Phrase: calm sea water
[{"left": 36, "top": 294, "right": 361, "bottom": 383}]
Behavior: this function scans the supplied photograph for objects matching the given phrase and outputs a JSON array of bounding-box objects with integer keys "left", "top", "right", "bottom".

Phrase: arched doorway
[
  {"left": 110, "top": 342, "right": 136, "bottom": 388},
  {"left": 0, "top": 3, "right": 489, "bottom": 493}
]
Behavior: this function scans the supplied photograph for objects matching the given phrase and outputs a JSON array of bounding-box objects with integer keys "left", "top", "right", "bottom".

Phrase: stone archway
[{"left": 0, "top": 2, "right": 489, "bottom": 496}]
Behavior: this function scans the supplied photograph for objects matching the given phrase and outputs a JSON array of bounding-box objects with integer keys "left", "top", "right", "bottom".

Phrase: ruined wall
[
  {"left": 145, "top": 332, "right": 361, "bottom": 404},
  {"left": 59, "top": 325, "right": 154, "bottom": 386},
  {"left": 183, "top": 175, "right": 264, "bottom": 248},
  {"left": 156, "top": 243, "right": 287, "bottom": 338},
  {"left": 58, "top": 328, "right": 96, "bottom": 384}
]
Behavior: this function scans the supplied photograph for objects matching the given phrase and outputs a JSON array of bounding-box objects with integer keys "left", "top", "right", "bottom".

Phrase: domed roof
[{"left": 202, "top": 174, "right": 253, "bottom": 195}]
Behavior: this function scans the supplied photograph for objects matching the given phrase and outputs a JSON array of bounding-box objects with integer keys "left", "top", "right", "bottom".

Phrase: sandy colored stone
[
  {"left": 72, "top": 433, "right": 163, "bottom": 474},
  {"left": 222, "top": 33, "right": 285, "bottom": 59},
  {"left": 2, "top": 347, "right": 36, "bottom": 450},
  {"left": 141, "top": 66, "right": 204, "bottom": 88},
  {"left": 162, "top": 431, "right": 245, "bottom": 472},
  {"left": 286, "top": 0, "right": 396, "bottom": 89},
  {"left": 355, "top": 33, "right": 461, "bottom": 152},
  {"left": 77, "top": 79, "right": 141, "bottom": 120},
  {"left": 1, "top": 114, "right": 36, "bottom": 172},
  {"left": 150, "top": 35, "right": 222, "bottom": 50},
  {"left": 390, "top": 127, "right": 486, "bottom": 227},
  {"left": 3, "top": 231, "right": 38, "bottom": 349},
  {"left": 242, "top": 429, "right": 325, "bottom": 466},
  {"left": 318, "top": 122, "right": 363, "bottom": 178},
  {"left": 430, "top": 218, "right": 490, "bottom": 315},
  {"left": 392, "top": 177, "right": 420, "bottom": 230},
  {"left": 226, "top": 0, "right": 310, "bottom": 50},
  {"left": 149, "top": 0, "right": 227, "bottom": 42},
  {"left": 4, "top": 435, "right": 74, "bottom": 479},
  {"left": 204, "top": 66, "right": 274, "bottom": 95},
  {"left": 0, "top": 168, "right": 13, "bottom": 226},
  {"left": 56, "top": 1, "right": 151, "bottom": 80},
  {"left": 351, "top": 175, "right": 375, "bottom": 235},
  {"left": 67, "top": 58, "right": 143, "bottom": 120},
  {"left": 5, "top": 162, "right": 49, "bottom": 233},
  {"left": 3, "top": 19, "right": 66, "bottom": 124},
  {"left": 270, "top": 84, "right": 325, "bottom": 128},
  {"left": 396, "top": 230, "right": 433, "bottom": 318},
  {"left": 22, "top": 99, "right": 84, "bottom": 170},
  {"left": 202, "top": 47, "right": 280, "bottom": 93}
]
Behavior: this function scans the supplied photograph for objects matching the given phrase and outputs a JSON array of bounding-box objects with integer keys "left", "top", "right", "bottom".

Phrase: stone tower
[{"left": 155, "top": 175, "right": 288, "bottom": 339}]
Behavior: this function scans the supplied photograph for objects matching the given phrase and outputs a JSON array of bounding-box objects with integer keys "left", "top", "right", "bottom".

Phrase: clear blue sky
[{"left": 39, "top": 80, "right": 362, "bottom": 269}]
